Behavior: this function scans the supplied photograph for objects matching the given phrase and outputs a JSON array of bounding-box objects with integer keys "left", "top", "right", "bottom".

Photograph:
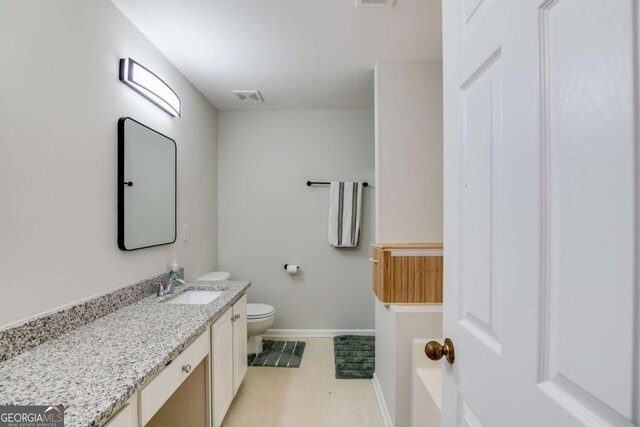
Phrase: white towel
[{"left": 328, "top": 182, "right": 363, "bottom": 248}]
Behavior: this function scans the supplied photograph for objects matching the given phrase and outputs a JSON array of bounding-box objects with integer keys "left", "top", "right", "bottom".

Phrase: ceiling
[{"left": 110, "top": 0, "right": 442, "bottom": 110}]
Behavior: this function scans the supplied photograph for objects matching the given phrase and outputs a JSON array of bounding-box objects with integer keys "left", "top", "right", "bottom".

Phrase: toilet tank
[{"left": 196, "top": 271, "right": 231, "bottom": 281}]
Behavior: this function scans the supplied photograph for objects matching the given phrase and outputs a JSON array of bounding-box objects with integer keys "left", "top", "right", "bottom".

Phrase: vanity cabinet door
[
  {"left": 211, "top": 308, "right": 234, "bottom": 427},
  {"left": 232, "top": 294, "right": 247, "bottom": 394}
]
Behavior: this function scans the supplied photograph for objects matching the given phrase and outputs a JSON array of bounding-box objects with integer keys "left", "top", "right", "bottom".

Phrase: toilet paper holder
[{"left": 283, "top": 264, "right": 301, "bottom": 273}]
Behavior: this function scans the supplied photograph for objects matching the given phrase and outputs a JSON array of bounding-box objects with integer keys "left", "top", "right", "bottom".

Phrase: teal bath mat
[
  {"left": 248, "top": 340, "right": 306, "bottom": 368},
  {"left": 334, "top": 335, "right": 375, "bottom": 379}
]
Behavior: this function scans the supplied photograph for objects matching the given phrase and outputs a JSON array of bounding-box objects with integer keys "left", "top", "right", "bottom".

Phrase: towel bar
[{"left": 306, "top": 181, "right": 368, "bottom": 187}]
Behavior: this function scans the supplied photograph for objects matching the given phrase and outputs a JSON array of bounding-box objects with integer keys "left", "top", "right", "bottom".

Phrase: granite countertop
[{"left": 0, "top": 280, "right": 250, "bottom": 427}]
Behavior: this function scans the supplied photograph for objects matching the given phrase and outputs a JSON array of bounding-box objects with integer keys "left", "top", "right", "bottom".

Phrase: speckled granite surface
[
  {"left": 0, "top": 280, "right": 250, "bottom": 427},
  {"left": 0, "top": 273, "right": 170, "bottom": 362}
]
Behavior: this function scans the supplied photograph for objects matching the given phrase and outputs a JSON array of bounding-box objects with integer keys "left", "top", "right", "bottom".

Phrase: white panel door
[
  {"left": 212, "top": 308, "right": 234, "bottom": 427},
  {"left": 442, "top": 0, "right": 639, "bottom": 426},
  {"left": 232, "top": 294, "right": 247, "bottom": 394}
]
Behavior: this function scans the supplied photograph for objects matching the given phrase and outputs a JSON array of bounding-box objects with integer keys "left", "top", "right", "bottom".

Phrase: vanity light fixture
[{"left": 119, "top": 58, "right": 181, "bottom": 117}]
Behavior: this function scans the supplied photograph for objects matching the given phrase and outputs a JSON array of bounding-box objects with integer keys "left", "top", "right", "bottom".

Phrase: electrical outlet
[{"left": 183, "top": 225, "right": 189, "bottom": 241}]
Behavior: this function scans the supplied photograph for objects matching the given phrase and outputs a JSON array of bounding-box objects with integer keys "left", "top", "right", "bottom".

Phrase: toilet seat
[
  {"left": 247, "top": 313, "right": 275, "bottom": 321},
  {"left": 247, "top": 303, "right": 275, "bottom": 320}
]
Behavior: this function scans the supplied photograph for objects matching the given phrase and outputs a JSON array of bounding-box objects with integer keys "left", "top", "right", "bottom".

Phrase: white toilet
[
  {"left": 246, "top": 303, "right": 276, "bottom": 355},
  {"left": 196, "top": 271, "right": 276, "bottom": 355}
]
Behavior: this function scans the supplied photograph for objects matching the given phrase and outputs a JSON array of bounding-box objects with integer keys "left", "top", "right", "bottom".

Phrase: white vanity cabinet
[
  {"left": 211, "top": 294, "right": 247, "bottom": 427},
  {"left": 103, "top": 293, "right": 248, "bottom": 427}
]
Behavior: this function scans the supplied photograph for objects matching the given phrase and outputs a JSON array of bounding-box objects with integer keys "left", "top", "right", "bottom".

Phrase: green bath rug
[
  {"left": 248, "top": 340, "right": 306, "bottom": 368},
  {"left": 334, "top": 335, "right": 375, "bottom": 379}
]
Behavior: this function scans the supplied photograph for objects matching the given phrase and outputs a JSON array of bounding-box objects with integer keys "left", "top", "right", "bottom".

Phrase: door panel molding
[
  {"left": 537, "top": 0, "right": 639, "bottom": 424},
  {"left": 457, "top": 394, "right": 485, "bottom": 427},
  {"left": 458, "top": 48, "right": 504, "bottom": 356},
  {"left": 462, "top": 0, "right": 494, "bottom": 38}
]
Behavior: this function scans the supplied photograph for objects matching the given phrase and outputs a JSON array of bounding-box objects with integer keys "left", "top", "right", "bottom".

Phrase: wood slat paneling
[
  {"left": 372, "top": 243, "right": 443, "bottom": 250},
  {"left": 372, "top": 243, "right": 443, "bottom": 304}
]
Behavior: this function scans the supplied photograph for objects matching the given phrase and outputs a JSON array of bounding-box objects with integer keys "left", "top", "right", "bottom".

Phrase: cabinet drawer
[{"left": 140, "top": 330, "right": 209, "bottom": 425}]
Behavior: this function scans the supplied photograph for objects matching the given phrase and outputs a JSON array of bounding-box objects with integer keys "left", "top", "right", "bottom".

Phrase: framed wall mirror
[{"left": 118, "top": 117, "right": 176, "bottom": 251}]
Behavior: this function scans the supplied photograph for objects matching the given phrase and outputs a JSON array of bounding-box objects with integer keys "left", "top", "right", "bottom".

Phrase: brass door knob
[{"left": 424, "top": 338, "right": 455, "bottom": 365}]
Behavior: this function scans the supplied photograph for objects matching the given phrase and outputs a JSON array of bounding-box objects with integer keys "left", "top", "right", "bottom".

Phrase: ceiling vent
[
  {"left": 355, "top": 0, "right": 395, "bottom": 7},
  {"left": 233, "top": 90, "right": 264, "bottom": 102}
]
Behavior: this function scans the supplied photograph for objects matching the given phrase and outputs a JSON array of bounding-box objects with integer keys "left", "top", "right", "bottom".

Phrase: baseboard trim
[
  {"left": 372, "top": 373, "right": 394, "bottom": 427},
  {"left": 264, "top": 329, "right": 374, "bottom": 338}
]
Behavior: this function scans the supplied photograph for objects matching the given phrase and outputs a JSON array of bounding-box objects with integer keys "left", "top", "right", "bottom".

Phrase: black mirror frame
[{"left": 117, "top": 117, "right": 177, "bottom": 251}]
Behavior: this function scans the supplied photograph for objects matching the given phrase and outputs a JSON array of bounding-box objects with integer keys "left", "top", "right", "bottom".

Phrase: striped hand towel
[{"left": 329, "top": 182, "right": 363, "bottom": 248}]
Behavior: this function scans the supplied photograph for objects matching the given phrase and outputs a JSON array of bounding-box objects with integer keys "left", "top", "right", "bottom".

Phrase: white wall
[
  {"left": 217, "top": 110, "right": 375, "bottom": 329},
  {"left": 0, "top": 0, "right": 219, "bottom": 328},
  {"left": 375, "top": 300, "right": 398, "bottom": 423},
  {"left": 375, "top": 301, "right": 443, "bottom": 427},
  {"left": 375, "top": 60, "right": 443, "bottom": 243},
  {"left": 373, "top": 60, "right": 443, "bottom": 426}
]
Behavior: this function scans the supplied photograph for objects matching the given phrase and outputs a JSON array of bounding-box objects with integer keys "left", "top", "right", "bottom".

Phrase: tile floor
[{"left": 221, "top": 338, "right": 384, "bottom": 427}]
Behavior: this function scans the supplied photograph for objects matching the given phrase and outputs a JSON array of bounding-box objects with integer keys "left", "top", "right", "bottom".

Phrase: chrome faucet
[{"left": 157, "top": 275, "right": 185, "bottom": 296}]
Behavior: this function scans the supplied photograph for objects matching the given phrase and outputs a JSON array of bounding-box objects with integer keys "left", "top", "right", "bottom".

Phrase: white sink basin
[{"left": 167, "top": 290, "right": 224, "bottom": 305}]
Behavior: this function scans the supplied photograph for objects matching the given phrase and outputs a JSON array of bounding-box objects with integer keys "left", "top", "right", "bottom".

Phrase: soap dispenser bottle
[
  {"left": 166, "top": 260, "right": 185, "bottom": 294},
  {"left": 170, "top": 260, "right": 179, "bottom": 279}
]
